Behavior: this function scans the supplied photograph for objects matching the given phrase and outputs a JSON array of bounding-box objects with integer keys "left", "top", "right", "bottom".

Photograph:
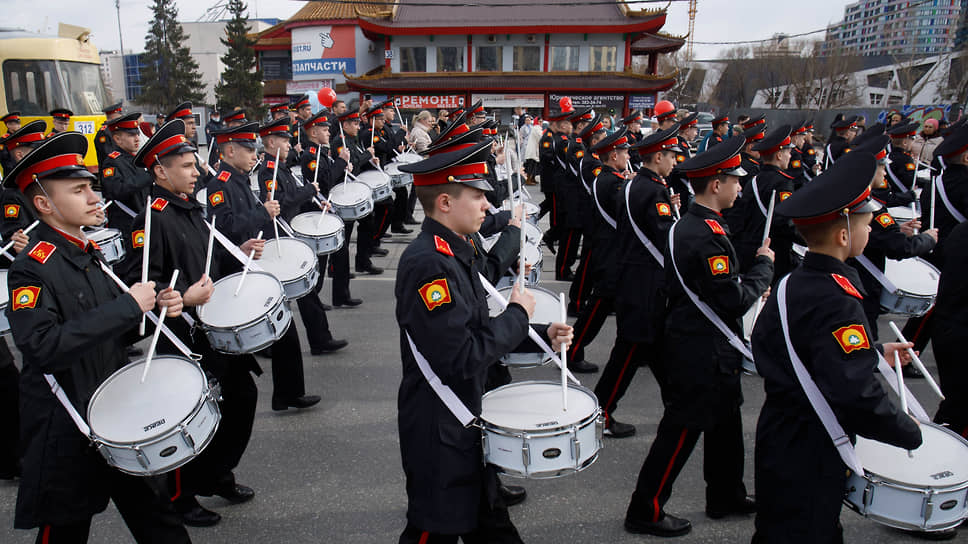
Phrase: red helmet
[{"left": 654, "top": 100, "right": 676, "bottom": 121}]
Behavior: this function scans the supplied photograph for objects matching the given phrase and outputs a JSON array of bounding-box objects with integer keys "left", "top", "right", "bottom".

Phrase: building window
[
  {"left": 476, "top": 46, "right": 503, "bottom": 71},
  {"left": 512, "top": 46, "right": 541, "bottom": 71},
  {"left": 400, "top": 47, "right": 427, "bottom": 72},
  {"left": 589, "top": 45, "right": 617, "bottom": 71},
  {"left": 436, "top": 47, "right": 464, "bottom": 72},
  {"left": 550, "top": 45, "right": 580, "bottom": 71}
]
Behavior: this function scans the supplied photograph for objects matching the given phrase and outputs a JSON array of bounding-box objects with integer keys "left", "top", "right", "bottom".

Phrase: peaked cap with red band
[
  {"left": 50, "top": 108, "right": 73, "bottom": 120},
  {"left": 632, "top": 125, "right": 682, "bottom": 156},
  {"left": 752, "top": 124, "right": 795, "bottom": 156},
  {"left": 570, "top": 108, "right": 594, "bottom": 123},
  {"left": 591, "top": 127, "right": 631, "bottom": 156},
  {"left": 679, "top": 134, "right": 747, "bottom": 179},
  {"left": 222, "top": 109, "right": 247, "bottom": 124},
  {"left": 102, "top": 102, "right": 123, "bottom": 115},
  {"left": 468, "top": 100, "right": 485, "bottom": 117},
  {"left": 106, "top": 112, "right": 143, "bottom": 134},
  {"left": 887, "top": 121, "right": 919, "bottom": 139},
  {"left": 937, "top": 122, "right": 968, "bottom": 159},
  {"left": 303, "top": 111, "right": 331, "bottom": 129},
  {"left": 337, "top": 110, "right": 361, "bottom": 122},
  {"left": 678, "top": 112, "right": 699, "bottom": 129},
  {"left": 167, "top": 101, "right": 193, "bottom": 120},
  {"left": 259, "top": 118, "right": 291, "bottom": 138},
  {"left": 711, "top": 113, "right": 729, "bottom": 126},
  {"left": 743, "top": 124, "right": 767, "bottom": 144},
  {"left": 4, "top": 132, "right": 95, "bottom": 191},
  {"left": 4, "top": 120, "right": 47, "bottom": 149},
  {"left": 546, "top": 109, "right": 574, "bottom": 122},
  {"left": 622, "top": 109, "right": 644, "bottom": 125},
  {"left": 831, "top": 115, "right": 858, "bottom": 131},
  {"left": 269, "top": 102, "right": 290, "bottom": 114},
  {"left": 851, "top": 134, "right": 891, "bottom": 165},
  {"left": 777, "top": 151, "right": 880, "bottom": 226},
  {"left": 398, "top": 140, "right": 494, "bottom": 191},
  {"left": 212, "top": 122, "right": 259, "bottom": 149},
  {"left": 292, "top": 95, "right": 311, "bottom": 110},
  {"left": 135, "top": 119, "right": 196, "bottom": 169},
  {"left": 367, "top": 99, "right": 393, "bottom": 119},
  {"left": 577, "top": 115, "right": 607, "bottom": 141},
  {"left": 1, "top": 112, "right": 21, "bottom": 124}
]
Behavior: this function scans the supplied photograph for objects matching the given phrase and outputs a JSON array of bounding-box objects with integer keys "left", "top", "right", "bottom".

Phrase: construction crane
[
  {"left": 198, "top": 0, "right": 230, "bottom": 22},
  {"left": 686, "top": 0, "right": 697, "bottom": 60}
]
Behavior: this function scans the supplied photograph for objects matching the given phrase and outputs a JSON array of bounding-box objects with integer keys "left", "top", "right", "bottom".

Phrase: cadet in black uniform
[
  {"left": 548, "top": 110, "right": 582, "bottom": 280},
  {"left": 921, "top": 123, "right": 968, "bottom": 268},
  {"left": 751, "top": 150, "right": 923, "bottom": 543},
  {"left": 208, "top": 109, "right": 247, "bottom": 168},
  {"left": 706, "top": 113, "right": 729, "bottom": 150},
  {"left": 595, "top": 125, "right": 681, "bottom": 439},
  {"left": 205, "top": 123, "right": 322, "bottom": 411},
  {"left": 5, "top": 132, "right": 191, "bottom": 543},
  {"left": 287, "top": 95, "right": 312, "bottom": 167},
  {"left": 166, "top": 102, "right": 212, "bottom": 190},
  {"left": 624, "top": 136, "right": 773, "bottom": 538},
  {"left": 823, "top": 115, "right": 857, "bottom": 168},
  {"left": 568, "top": 115, "right": 607, "bottom": 315},
  {"left": 94, "top": 102, "right": 123, "bottom": 167},
  {"left": 786, "top": 120, "right": 807, "bottom": 188},
  {"left": 100, "top": 112, "right": 153, "bottom": 241},
  {"left": 49, "top": 109, "right": 73, "bottom": 135},
  {"left": 881, "top": 121, "right": 921, "bottom": 206},
  {"left": 394, "top": 140, "right": 572, "bottom": 543},
  {"left": 122, "top": 121, "right": 262, "bottom": 526},
  {"left": 621, "top": 110, "right": 647, "bottom": 171},
  {"left": 257, "top": 118, "right": 348, "bottom": 355},
  {"left": 362, "top": 101, "right": 404, "bottom": 246},
  {"left": 798, "top": 119, "right": 819, "bottom": 179},
  {"left": 0, "top": 121, "right": 46, "bottom": 241},
  {"left": 932, "top": 219, "right": 968, "bottom": 437},
  {"left": 537, "top": 110, "right": 569, "bottom": 256},
  {"left": 333, "top": 110, "right": 383, "bottom": 277}
]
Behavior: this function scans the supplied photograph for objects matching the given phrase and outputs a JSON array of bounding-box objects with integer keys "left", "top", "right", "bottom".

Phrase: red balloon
[
  {"left": 559, "top": 96, "right": 573, "bottom": 112},
  {"left": 317, "top": 87, "right": 337, "bottom": 108}
]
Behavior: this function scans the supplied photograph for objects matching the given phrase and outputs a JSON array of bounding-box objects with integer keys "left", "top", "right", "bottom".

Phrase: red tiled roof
[{"left": 345, "top": 70, "right": 677, "bottom": 93}]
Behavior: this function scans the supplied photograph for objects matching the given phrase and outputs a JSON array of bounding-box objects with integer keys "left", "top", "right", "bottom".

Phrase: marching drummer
[
  {"left": 100, "top": 112, "right": 153, "bottom": 241},
  {"left": 0, "top": 120, "right": 47, "bottom": 243},
  {"left": 166, "top": 101, "right": 211, "bottom": 189},
  {"left": 394, "top": 141, "right": 572, "bottom": 543},
  {"left": 4, "top": 132, "right": 191, "bottom": 543},
  {"left": 750, "top": 150, "right": 923, "bottom": 543}
]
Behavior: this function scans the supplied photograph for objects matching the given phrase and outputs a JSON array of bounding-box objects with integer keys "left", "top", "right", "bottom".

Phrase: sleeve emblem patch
[
  {"left": 576, "top": 151, "right": 584, "bottom": 158},
  {"left": 831, "top": 273, "right": 863, "bottom": 299},
  {"left": 708, "top": 255, "right": 730, "bottom": 275},
  {"left": 418, "top": 278, "right": 452, "bottom": 311},
  {"left": 832, "top": 324, "right": 871, "bottom": 354},
  {"left": 132, "top": 230, "right": 146, "bottom": 249},
  {"left": 308, "top": 161, "right": 317, "bottom": 171},
  {"left": 542, "top": 141, "right": 551, "bottom": 148},
  {"left": 209, "top": 191, "right": 226, "bottom": 207},
  {"left": 150, "top": 198, "right": 168, "bottom": 212},
  {"left": 807, "top": 148, "right": 816, "bottom": 155},
  {"left": 4, "top": 204, "right": 19, "bottom": 218},
  {"left": 265, "top": 180, "right": 275, "bottom": 192},
  {"left": 433, "top": 235, "right": 454, "bottom": 257},
  {"left": 906, "top": 162, "right": 916, "bottom": 171},
  {"left": 779, "top": 191, "right": 792, "bottom": 201},
  {"left": 102, "top": 167, "right": 115, "bottom": 177},
  {"left": 791, "top": 160, "right": 802, "bottom": 168},
  {"left": 592, "top": 167, "right": 602, "bottom": 178},
  {"left": 28, "top": 241, "right": 56, "bottom": 264},
  {"left": 217, "top": 170, "right": 231, "bottom": 182},
  {"left": 876, "top": 213, "right": 895, "bottom": 227},
  {"left": 11, "top": 286, "right": 40, "bottom": 311},
  {"left": 704, "top": 219, "right": 726, "bottom": 235},
  {"left": 656, "top": 202, "right": 672, "bottom": 216}
]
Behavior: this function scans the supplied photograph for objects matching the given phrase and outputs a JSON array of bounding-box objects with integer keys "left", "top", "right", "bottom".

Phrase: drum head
[
  {"left": 88, "top": 357, "right": 205, "bottom": 443},
  {"left": 258, "top": 238, "right": 316, "bottom": 282},
  {"left": 523, "top": 223, "right": 542, "bottom": 245},
  {"left": 489, "top": 286, "right": 559, "bottom": 323},
  {"left": 291, "top": 212, "right": 343, "bottom": 236},
  {"left": 523, "top": 201, "right": 539, "bottom": 216},
  {"left": 856, "top": 423, "right": 968, "bottom": 487},
  {"left": 199, "top": 272, "right": 284, "bottom": 328},
  {"left": 385, "top": 163, "right": 401, "bottom": 175},
  {"left": 884, "top": 258, "right": 939, "bottom": 296},
  {"left": 524, "top": 243, "right": 542, "bottom": 266},
  {"left": 88, "top": 228, "right": 121, "bottom": 244},
  {"left": 888, "top": 206, "right": 917, "bottom": 221},
  {"left": 330, "top": 182, "right": 371, "bottom": 205},
  {"left": 0, "top": 270, "right": 8, "bottom": 307},
  {"left": 357, "top": 170, "right": 390, "bottom": 188},
  {"left": 395, "top": 152, "right": 423, "bottom": 164},
  {"left": 482, "top": 381, "right": 596, "bottom": 430},
  {"left": 196, "top": 187, "right": 207, "bottom": 206}
]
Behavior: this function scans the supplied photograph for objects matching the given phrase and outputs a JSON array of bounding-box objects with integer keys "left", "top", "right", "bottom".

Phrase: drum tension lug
[
  {"left": 570, "top": 429, "right": 580, "bottom": 464},
  {"left": 134, "top": 446, "right": 150, "bottom": 470},
  {"left": 96, "top": 443, "right": 115, "bottom": 465},
  {"left": 522, "top": 434, "right": 531, "bottom": 471},
  {"left": 920, "top": 490, "right": 934, "bottom": 529},
  {"left": 179, "top": 425, "right": 197, "bottom": 453}
]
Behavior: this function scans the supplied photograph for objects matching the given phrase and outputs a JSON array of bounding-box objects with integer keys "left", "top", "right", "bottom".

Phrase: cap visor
[
  {"left": 854, "top": 198, "right": 882, "bottom": 214},
  {"left": 463, "top": 179, "right": 494, "bottom": 192},
  {"left": 723, "top": 166, "right": 747, "bottom": 177},
  {"left": 668, "top": 145, "right": 683, "bottom": 153}
]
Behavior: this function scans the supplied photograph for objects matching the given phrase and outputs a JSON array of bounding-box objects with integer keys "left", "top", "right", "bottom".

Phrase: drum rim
[
  {"left": 290, "top": 211, "right": 344, "bottom": 235},
  {"left": 853, "top": 422, "right": 968, "bottom": 490},
  {"left": 480, "top": 379, "right": 601, "bottom": 435},
  {"left": 329, "top": 181, "right": 373, "bottom": 202},
  {"left": 87, "top": 356, "right": 208, "bottom": 443},
  {"left": 198, "top": 271, "right": 287, "bottom": 328},
  {"left": 491, "top": 285, "right": 559, "bottom": 323},
  {"left": 493, "top": 451, "right": 602, "bottom": 480}
]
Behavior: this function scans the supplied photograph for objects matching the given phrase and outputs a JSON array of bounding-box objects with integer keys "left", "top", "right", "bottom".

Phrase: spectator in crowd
[
  {"left": 916, "top": 118, "right": 943, "bottom": 163},
  {"left": 408, "top": 110, "right": 434, "bottom": 153}
]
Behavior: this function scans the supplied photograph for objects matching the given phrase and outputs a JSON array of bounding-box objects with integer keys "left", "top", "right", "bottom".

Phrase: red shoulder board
[
  {"left": 831, "top": 274, "right": 863, "bottom": 299},
  {"left": 150, "top": 198, "right": 168, "bottom": 212},
  {"left": 560, "top": 134, "right": 568, "bottom": 140},
  {"left": 266, "top": 160, "right": 276, "bottom": 170},
  {"left": 217, "top": 170, "right": 231, "bottom": 182},
  {"left": 575, "top": 137, "right": 582, "bottom": 144},
  {"left": 705, "top": 219, "right": 726, "bottom": 235},
  {"left": 433, "top": 235, "right": 454, "bottom": 257},
  {"left": 108, "top": 151, "right": 121, "bottom": 159},
  {"left": 779, "top": 171, "right": 794, "bottom": 179},
  {"left": 28, "top": 241, "right": 56, "bottom": 264},
  {"left": 876, "top": 213, "right": 895, "bottom": 227},
  {"left": 308, "top": 146, "right": 317, "bottom": 155}
]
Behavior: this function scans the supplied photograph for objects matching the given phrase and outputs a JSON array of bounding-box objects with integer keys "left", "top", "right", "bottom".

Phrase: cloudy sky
[{"left": 6, "top": 0, "right": 849, "bottom": 60}]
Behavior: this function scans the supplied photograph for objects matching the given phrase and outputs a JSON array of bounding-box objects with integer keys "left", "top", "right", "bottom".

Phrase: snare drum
[
  {"left": 881, "top": 257, "right": 939, "bottom": 316},
  {"left": 88, "top": 228, "right": 125, "bottom": 265},
  {"left": 496, "top": 242, "right": 542, "bottom": 288},
  {"left": 289, "top": 212, "right": 345, "bottom": 255},
  {"left": 487, "top": 286, "right": 559, "bottom": 368},
  {"left": 356, "top": 170, "right": 393, "bottom": 202},
  {"left": 87, "top": 356, "right": 220, "bottom": 475},
  {"left": 385, "top": 162, "right": 413, "bottom": 189},
  {"left": 329, "top": 182, "right": 374, "bottom": 221},
  {"left": 888, "top": 205, "right": 919, "bottom": 223},
  {"left": 394, "top": 152, "right": 423, "bottom": 164},
  {"left": 523, "top": 222, "right": 542, "bottom": 246},
  {"left": 481, "top": 381, "right": 603, "bottom": 479},
  {"left": 195, "top": 188, "right": 208, "bottom": 217},
  {"left": 197, "top": 271, "right": 292, "bottom": 354},
  {"left": 0, "top": 270, "right": 9, "bottom": 336},
  {"left": 845, "top": 422, "right": 968, "bottom": 532},
  {"left": 523, "top": 201, "right": 540, "bottom": 225},
  {"left": 258, "top": 238, "right": 320, "bottom": 300}
]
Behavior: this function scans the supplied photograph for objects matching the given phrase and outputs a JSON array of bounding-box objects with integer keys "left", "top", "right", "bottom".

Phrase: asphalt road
[{"left": 0, "top": 196, "right": 954, "bottom": 543}]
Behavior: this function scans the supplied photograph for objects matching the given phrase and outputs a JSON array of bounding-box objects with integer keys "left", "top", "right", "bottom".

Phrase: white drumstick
[
  {"left": 763, "top": 190, "right": 776, "bottom": 246},
  {"left": 140, "top": 195, "right": 152, "bottom": 336},
  {"left": 269, "top": 148, "right": 282, "bottom": 256},
  {"left": 930, "top": 177, "right": 937, "bottom": 230},
  {"left": 517, "top": 166, "right": 527, "bottom": 289},
  {"left": 559, "top": 292, "right": 568, "bottom": 411},
  {"left": 195, "top": 152, "right": 217, "bottom": 177},
  {"left": 203, "top": 216, "right": 216, "bottom": 280},
  {"left": 312, "top": 141, "right": 322, "bottom": 187},
  {"left": 894, "top": 350, "right": 914, "bottom": 458},
  {"left": 234, "top": 230, "right": 263, "bottom": 297},
  {"left": 0, "top": 220, "right": 39, "bottom": 256},
  {"left": 888, "top": 321, "right": 944, "bottom": 399},
  {"left": 140, "top": 269, "right": 179, "bottom": 383},
  {"left": 910, "top": 202, "right": 919, "bottom": 235},
  {"left": 669, "top": 188, "right": 680, "bottom": 220}
]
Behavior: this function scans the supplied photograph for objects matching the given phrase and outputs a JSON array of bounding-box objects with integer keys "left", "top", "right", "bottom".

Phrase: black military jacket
[
  {"left": 300, "top": 143, "right": 347, "bottom": 199},
  {"left": 825, "top": 134, "right": 849, "bottom": 167},
  {"left": 667, "top": 137, "right": 693, "bottom": 214},
  {"left": 10, "top": 223, "right": 143, "bottom": 528},
  {"left": 395, "top": 218, "right": 534, "bottom": 534},
  {"left": 93, "top": 125, "right": 115, "bottom": 167},
  {"left": 921, "top": 163, "right": 968, "bottom": 266},
  {"left": 614, "top": 167, "right": 675, "bottom": 343},
  {"left": 0, "top": 187, "right": 36, "bottom": 240},
  {"left": 257, "top": 156, "right": 316, "bottom": 223},
  {"left": 332, "top": 133, "right": 374, "bottom": 175},
  {"left": 586, "top": 164, "right": 625, "bottom": 296},
  {"left": 732, "top": 164, "right": 803, "bottom": 278},
  {"left": 205, "top": 162, "right": 273, "bottom": 246},
  {"left": 877, "top": 148, "right": 918, "bottom": 207},
  {"left": 100, "top": 150, "right": 152, "bottom": 237}
]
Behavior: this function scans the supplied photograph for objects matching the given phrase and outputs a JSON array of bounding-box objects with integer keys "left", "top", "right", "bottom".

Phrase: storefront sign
[
  {"left": 629, "top": 94, "right": 656, "bottom": 110},
  {"left": 394, "top": 95, "right": 465, "bottom": 110},
  {"left": 286, "top": 80, "right": 333, "bottom": 94},
  {"left": 549, "top": 93, "right": 625, "bottom": 114},
  {"left": 472, "top": 94, "right": 544, "bottom": 109},
  {"left": 292, "top": 26, "right": 356, "bottom": 76}
]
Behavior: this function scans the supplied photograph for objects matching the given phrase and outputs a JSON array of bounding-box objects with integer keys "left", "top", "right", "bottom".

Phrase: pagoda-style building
[{"left": 253, "top": 0, "right": 681, "bottom": 117}]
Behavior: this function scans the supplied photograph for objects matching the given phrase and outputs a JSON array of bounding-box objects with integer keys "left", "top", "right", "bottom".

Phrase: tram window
[{"left": 3, "top": 60, "right": 105, "bottom": 115}]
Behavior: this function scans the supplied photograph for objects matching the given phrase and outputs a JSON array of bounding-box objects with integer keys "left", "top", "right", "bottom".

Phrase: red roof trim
[{"left": 357, "top": 15, "right": 664, "bottom": 37}]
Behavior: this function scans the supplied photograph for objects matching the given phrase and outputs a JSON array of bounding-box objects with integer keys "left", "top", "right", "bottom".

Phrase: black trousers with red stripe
[
  {"left": 37, "top": 471, "right": 190, "bottom": 544},
  {"left": 594, "top": 339, "right": 665, "bottom": 426},
  {"left": 566, "top": 295, "right": 612, "bottom": 364},
  {"left": 371, "top": 200, "right": 393, "bottom": 243},
  {"left": 568, "top": 246, "right": 594, "bottom": 312},
  {"left": 626, "top": 405, "right": 747, "bottom": 522},
  {"left": 901, "top": 309, "right": 935, "bottom": 352},
  {"left": 554, "top": 228, "right": 581, "bottom": 279},
  {"left": 0, "top": 347, "right": 19, "bottom": 476},
  {"left": 330, "top": 223, "right": 353, "bottom": 304},
  {"left": 931, "top": 320, "right": 968, "bottom": 437}
]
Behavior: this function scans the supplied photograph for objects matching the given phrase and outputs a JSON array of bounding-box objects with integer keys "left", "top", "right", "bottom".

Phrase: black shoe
[
  {"left": 214, "top": 483, "right": 255, "bottom": 504},
  {"left": 321, "top": 303, "right": 332, "bottom": 311},
  {"left": 391, "top": 225, "right": 413, "bottom": 234},
  {"left": 542, "top": 233, "right": 557, "bottom": 254},
  {"left": 256, "top": 346, "right": 273, "bottom": 358},
  {"left": 903, "top": 365, "right": 925, "bottom": 379},
  {"left": 604, "top": 418, "right": 636, "bottom": 438},
  {"left": 381, "top": 232, "right": 392, "bottom": 239},
  {"left": 272, "top": 395, "right": 322, "bottom": 411},
  {"left": 499, "top": 484, "right": 527, "bottom": 507},
  {"left": 333, "top": 298, "right": 363, "bottom": 307},
  {"left": 311, "top": 339, "right": 348, "bottom": 355},
  {"left": 371, "top": 247, "right": 389, "bottom": 257},
  {"left": 706, "top": 495, "right": 756, "bottom": 519},
  {"left": 404, "top": 217, "right": 420, "bottom": 225},
  {"left": 0, "top": 463, "right": 21, "bottom": 480},
  {"left": 556, "top": 270, "right": 574, "bottom": 282},
  {"left": 355, "top": 265, "right": 384, "bottom": 275},
  {"left": 127, "top": 346, "right": 144, "bottom": 357},
  {"left": 625, "top": 512, "right": 691, "bottom": 537},
  {"left": 177, "top": 500, "right": 222, "bottom": 527},
  {"left": 568, "top": 359, "right": 598, "bottom": 373},
  {"left": 348, "top": 272, "right": 356, "bottom": 279}
]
